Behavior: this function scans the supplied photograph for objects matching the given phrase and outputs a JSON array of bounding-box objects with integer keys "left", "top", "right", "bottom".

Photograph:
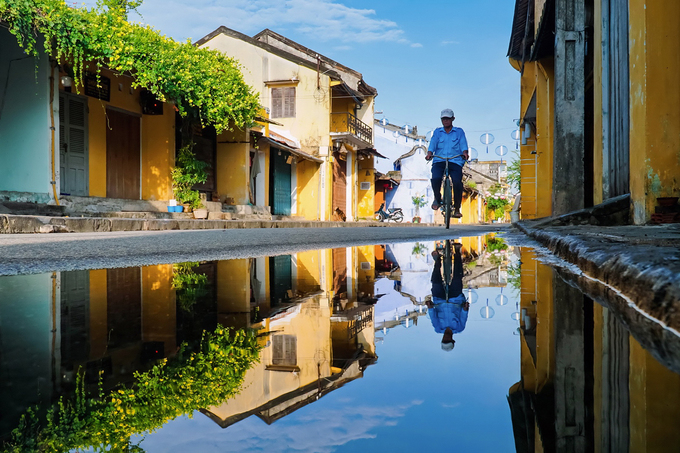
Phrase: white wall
[{"left": 374, "top": 123, "right": 435, "bottom": 223}]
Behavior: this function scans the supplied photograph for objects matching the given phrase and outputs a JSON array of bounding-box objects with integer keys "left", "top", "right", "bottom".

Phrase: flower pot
[
  {"left": 182, "top": 204, "right": 192, "bottom": 213},
  {"left": 193, "top": 208, "right": 208, "bottom": 219},
  {"left": 173, "top": 206, "right": 184, "bottom": 212}
]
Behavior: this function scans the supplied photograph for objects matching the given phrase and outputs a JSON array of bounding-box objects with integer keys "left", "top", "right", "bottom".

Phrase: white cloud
[
  {"left": 411, "top": 43, "right": 423, "bottom": 48},
  {"left": 441, "top": 40, "right": 460, "bottom": 45},
  {"left": 334, "top": 45, "right": 353, "bottom": 51},
  {"left": 119, "top": 0, "right": 413, "bottom": 45}
]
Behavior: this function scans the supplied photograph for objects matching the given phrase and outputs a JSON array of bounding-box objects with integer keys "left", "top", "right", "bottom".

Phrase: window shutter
[
  {"left": 283, "top": 87, "right": 296, "bottom": 118},
  {"left": 272, "top": 88, "right": 283, "bottom": 118}
]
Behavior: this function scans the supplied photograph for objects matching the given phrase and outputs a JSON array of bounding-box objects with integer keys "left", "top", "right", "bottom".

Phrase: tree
[{"left": 506, "top": 150, "right": 521, "bottom": 192}]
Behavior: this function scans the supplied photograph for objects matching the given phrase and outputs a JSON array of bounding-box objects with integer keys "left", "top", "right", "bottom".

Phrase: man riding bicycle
[{"left": 425, "top": 108, "right": 469, "bottom": 219}]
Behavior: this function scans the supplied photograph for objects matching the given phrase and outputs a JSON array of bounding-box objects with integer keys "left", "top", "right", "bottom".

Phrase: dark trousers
[
  {"left": 431, "top": 162, "right": 463, "bottom": 209},
  {"left": 431, "top": 247, "right": 464, "bottom": 300}
]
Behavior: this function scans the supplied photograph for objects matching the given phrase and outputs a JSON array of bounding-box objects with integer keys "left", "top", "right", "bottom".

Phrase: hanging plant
[{"left": 0, "top": 0, "right": 260, "bottom": 133}]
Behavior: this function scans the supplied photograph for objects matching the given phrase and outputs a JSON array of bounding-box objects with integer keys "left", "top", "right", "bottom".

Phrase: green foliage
[
  {"left": 486, "top": 235, "right": 508, "bottom": 253},
  {"left": 465, "top": 180, "right": 477, "bottom": 190},
  {"left": 411, "top": 242, "right": 427, "bottom": 257},
  {"left": 0, "top": 0, "right": 260, "bottom": 132},
  {"left": 171, "top": 144, "right": 209, "bottom": 209},
  {"left": 506, "top": 151, "right": 521, "bottom": 191},
  {"left": 411, "top": 195, "right": 426, "bottom": 208},
  {"left": 172, "top": 262, "right": 209, "bottom": 312},
  {"left": 5, "top": 326, "right": 261, "bottom": 453},
  {"left": 411, "top": 194, "right": 426, "bottom": 217},
  {"left": 485, "top": 183, "right": 510, "bottom": 220},
  {"left": 506, "top": 261, "right": 521, "bottom": 293}
]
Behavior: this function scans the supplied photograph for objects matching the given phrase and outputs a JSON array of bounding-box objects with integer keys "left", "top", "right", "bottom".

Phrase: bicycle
[
  {"left": 429, "top": 154, "right": 466, "bottom": 229},
  {"left": 375, "top": 203, "right": 404, "bottom": 223}
]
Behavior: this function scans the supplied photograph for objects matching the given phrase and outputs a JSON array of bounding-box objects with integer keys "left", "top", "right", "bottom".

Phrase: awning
[
  {"left": 257, "top": 136, "right": 323, "bottom": 163},
  {"left": 358, "top": 148, "right": 387, "bottom": 159}
]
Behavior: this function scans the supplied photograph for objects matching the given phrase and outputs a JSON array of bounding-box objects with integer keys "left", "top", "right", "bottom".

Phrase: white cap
[
  {"left": 441, "top": 341, "right": 454, "bottom": 351},
  {"left": 440, "top": 108, "right": 454, "bottom": 118}
]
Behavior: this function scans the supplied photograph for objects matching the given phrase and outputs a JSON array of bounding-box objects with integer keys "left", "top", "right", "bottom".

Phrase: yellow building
[
  {"left": 0, "top": 24, "right": 178, "bottom": 207},
  {"left": 510, "top": 248, "right": 680, "bottom": 451},
  {"left": 508, "top": 0, "right": 680, "bottom": 224},
  {"left": 197, "top": 27, "right": 378, "bottom": 221}
]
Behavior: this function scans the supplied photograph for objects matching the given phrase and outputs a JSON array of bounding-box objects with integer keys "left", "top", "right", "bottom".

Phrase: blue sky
[{"left": 99, "top": 0, "right": 520, "bottom": 160}]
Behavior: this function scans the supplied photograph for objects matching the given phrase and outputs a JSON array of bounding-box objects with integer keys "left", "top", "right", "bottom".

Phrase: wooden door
[
  {"left": 106, "top": 267, "right": 141, "bottom": 349},
  {"left": 332, "top": 151, "right": 347, "bottom": 214},
  {"left": 106, "top": 109, "right": 140, "bottom": 199},
  {"left": 603, "top": 0, "right": 630, "bottom": 198}
]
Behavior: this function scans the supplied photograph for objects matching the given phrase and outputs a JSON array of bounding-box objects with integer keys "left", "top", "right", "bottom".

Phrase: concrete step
[
  {"left": 87, "top": 211, "right": 194, "bottom": 220},
  {"left": 0, "top": 201, "right": 66, "bottom": 216}
]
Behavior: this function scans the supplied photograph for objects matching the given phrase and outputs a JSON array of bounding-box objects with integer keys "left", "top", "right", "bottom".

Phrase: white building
[{"left": 373, "top": 119, "right": 436, "bottom": 223}]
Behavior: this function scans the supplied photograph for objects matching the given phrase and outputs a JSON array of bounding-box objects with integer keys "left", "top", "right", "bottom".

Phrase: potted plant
[
  {"left": 412, "top": 194, "right": 426, "bottom": 223},
  {"left": 171, "top": 143, "right": 209, "bottom": 216}
]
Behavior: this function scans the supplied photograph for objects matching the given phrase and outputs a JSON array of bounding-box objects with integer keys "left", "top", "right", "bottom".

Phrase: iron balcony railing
[{"left": 331, "top": 112, "right": 373, "bottom": 145}]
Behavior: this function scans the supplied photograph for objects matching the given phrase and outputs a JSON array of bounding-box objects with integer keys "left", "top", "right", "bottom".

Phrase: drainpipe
[{"left": 49, "top": 60, "right": 60, "bottom": 206}]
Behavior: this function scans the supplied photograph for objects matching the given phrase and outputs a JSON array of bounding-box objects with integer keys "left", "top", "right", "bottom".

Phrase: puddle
[{"left": 0, "top": 234, "right": 678, "bottom": 452}]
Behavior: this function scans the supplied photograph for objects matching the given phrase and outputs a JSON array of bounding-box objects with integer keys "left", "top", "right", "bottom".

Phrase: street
[{"left": 0, "top": 225, "right": 508, "bottom": 276}]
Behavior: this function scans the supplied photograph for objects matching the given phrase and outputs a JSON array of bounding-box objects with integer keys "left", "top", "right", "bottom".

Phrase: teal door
[
  {"left": 270, "top": 148, "right": 292, "bottom": 216},
  {"left": 270, "top": 255, "right": 292, "bottom": 306}
]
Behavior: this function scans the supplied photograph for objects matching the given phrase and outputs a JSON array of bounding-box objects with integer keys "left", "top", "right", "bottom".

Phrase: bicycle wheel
[
  {"left": 443, "top": 240, "right": 452, "bottom": 300},
  {"left": 443, "top": 177, "right": 452, "bottom": 229},
  {"left": 393, "top": 211, "right": 404, "bottom": 223}
]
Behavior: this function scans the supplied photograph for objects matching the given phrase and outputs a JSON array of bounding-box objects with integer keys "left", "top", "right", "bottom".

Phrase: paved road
[{"left": 0, "top": 225, "right": 508, "bottom": 276}]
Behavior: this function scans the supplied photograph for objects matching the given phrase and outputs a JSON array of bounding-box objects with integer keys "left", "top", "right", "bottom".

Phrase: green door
[
  {"left": 270, "top": 255, "right": 292, "bottom": 306},
  {"left": 270, "top": 148, "right": 292, "bottom": 216}
]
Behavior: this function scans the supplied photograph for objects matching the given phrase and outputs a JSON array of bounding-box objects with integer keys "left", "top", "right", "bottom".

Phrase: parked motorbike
[{"left": 375, "top": 203, "right": 404, "bottom": 222}]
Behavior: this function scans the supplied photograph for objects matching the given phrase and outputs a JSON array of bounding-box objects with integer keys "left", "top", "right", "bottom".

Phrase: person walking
[{"left": 425, "top": 108, "right": 469, "bottom": 219}]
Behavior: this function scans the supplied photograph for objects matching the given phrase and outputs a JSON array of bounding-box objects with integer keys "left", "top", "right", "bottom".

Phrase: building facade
[{"left": 509, "top": 0, "right": 680, "bottom": 224}]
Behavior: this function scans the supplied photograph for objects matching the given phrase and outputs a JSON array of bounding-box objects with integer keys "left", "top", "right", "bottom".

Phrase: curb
[
  {"left": 514, "top": 221, "right": 680, "bottom": 332},
  {"left": 0, "top": 214, "right": 445, "bottom": 234}
]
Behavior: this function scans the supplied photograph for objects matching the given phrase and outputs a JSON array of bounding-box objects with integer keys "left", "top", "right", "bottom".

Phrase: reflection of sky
[{"left": 137, "top": 245, "right": 521, "bottom": 452}]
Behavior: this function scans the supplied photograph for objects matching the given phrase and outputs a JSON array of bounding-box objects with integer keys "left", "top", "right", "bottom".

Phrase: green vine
[
  {"left": 172, "top": 262, "right": 209, "bottom": 312},
  {"left": 0, "top": 0, "right": 260, "bottom": 132},
  {"left": 4, "top": 326, "right": 261, "bottom": 453}
]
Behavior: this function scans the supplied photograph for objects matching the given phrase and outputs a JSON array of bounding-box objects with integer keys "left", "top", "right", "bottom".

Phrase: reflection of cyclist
[{"left": 427, "top": 242, "right": 469, "bottom": 351}]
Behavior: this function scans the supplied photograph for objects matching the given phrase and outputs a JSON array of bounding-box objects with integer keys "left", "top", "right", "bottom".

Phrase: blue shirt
[
  {"left": 428, "top": 126, "right": 468, "bottom": 167},
  {"left": 428, "top": 296, "right": 469, "bottom": 334}
]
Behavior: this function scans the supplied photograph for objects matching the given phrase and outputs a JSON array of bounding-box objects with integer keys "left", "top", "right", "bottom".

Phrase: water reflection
[
  {"left": 1, "top": 234, "right": 678, "bottom": 452},
  {"left": 510, "top": 248, "right": 680, "bottom": 452}
]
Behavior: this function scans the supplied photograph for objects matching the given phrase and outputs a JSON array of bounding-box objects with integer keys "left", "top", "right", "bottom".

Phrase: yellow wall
[
  {"left": 357, "top": 155, "right": 374, "bottom": 220},
  {"left": 297, "top": 159, "right": 320, "bottom": 220},
  {"left": 142, "top": 113, "right": 175, "bottom": 200},
  {"left": 216, "top": 128, "right": 251, "bottom": 205},
  {"left": 357, "top": 245, "right": 374, "bottom": 297},
  {"left": 216, "top": 259, "right": 250, "bottom": 314},
  {"left": 207, "top": 296, "right": 333, "bottom": 423},
  {"left": 89, "top": 269, "right": 108, "bottom": 359},
  {"left": 295, "top": 250, "right": 321, "bottom": 293},
  {"left": 141, "top": 265, "right": 176, "bottom": 353},
  {"left": 64, "top": 66, "right": 175, "bottom": 200},
  {"left": 199, "top": 33, "right": 331, "bottom": 159},
  {"left": 629, "top": 336, "right": 680, "bottom": 452},
  {"left": 629, "top": 0, "right": 680, "bottom": 224}
]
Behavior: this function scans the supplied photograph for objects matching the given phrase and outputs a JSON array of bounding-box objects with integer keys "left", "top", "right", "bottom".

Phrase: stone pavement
[{"left": 514, "top": 218, "right": 680, "bottom": 369}]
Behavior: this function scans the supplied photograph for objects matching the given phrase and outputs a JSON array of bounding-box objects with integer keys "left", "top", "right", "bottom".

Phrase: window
[
  {"left": 272, "top": 87, "right": 295, "bottom": 118},
  {"left": 272, "top": 335, "right": 297, "bottom": 366}
]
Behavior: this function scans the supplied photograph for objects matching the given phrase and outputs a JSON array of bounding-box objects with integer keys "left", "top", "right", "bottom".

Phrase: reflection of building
[
  {"left": 0, "top": 246, "right": 378, "bottom": 440},
  {"left": 509, "top": 249, "right": 680, "bottom": 451},
  {"left": 203, "top": 246, "right": 377, "bottom": 428}
]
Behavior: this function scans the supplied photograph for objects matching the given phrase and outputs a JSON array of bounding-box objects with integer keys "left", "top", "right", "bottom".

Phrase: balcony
[{"left": 330, "top": 112, "right": 373, "bottom": 148}]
